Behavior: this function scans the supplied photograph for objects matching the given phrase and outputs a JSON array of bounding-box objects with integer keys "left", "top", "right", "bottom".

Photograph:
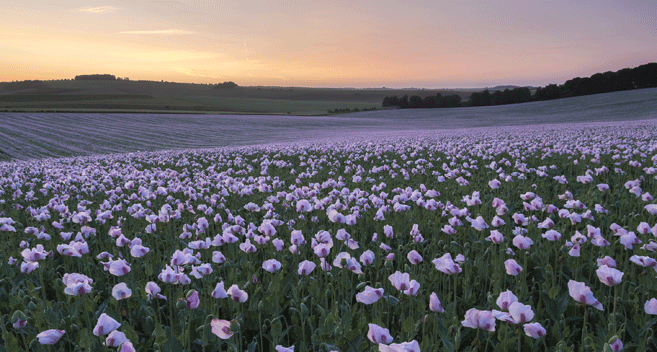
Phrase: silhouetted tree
[
  {"left": 399, "top": 95, "right": 409, "bottom": 109},
  {"left": 409, "top": 95, "right": 423, "bottom": 108},
  {"left": 633, "top": 63, "right": 657, "bottom": 89},
  {"left": 214, "top": 81, "right": 238, "bottom": 89},
  {"left": 534, "top": 84, "right": 562, "bottom": 101}
]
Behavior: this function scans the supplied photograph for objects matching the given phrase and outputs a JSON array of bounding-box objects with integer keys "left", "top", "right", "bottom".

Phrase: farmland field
[
  {"left": 1, "top": 88, "right": 655, "bottom": 161},
  {"left": 1, "top": 89, "right": 657, "bottom": 351},
  {"left": 0, "top": 79, "right": 472, "bottom": 115}
]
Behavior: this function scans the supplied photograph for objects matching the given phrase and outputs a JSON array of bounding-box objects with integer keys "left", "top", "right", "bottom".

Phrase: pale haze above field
[{"left": 1, "top": 0, "right": 656, "bottom": 88}]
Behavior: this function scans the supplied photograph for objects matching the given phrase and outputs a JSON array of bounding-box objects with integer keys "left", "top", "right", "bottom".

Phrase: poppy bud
[
  {"left": 11, "top": 311, "right": 27, "bottom": 323},
  {"left": 301, "top": 303, "right": 309, "bottom": 316},
  {"left": 70, "top": 324, "right": 79, "bottom": 334},
  {"left": 30, "top": 339, "right": 39, "bottom": 350},
  {"left": 28, "top": 302, "right": 37, "bottom": 311},
  {"left": 404, "top": 264, "right": 411, "bottom": 273},
  {"left": 229, "top": 320, "right": 240, "bottom": 332},
  {"left": 258, "top": 301, "right": 264, "bottom": 311},
  {"left": 356, "top": 282, "right": 367, "bottom": 291},
  {"left": 176, "top": 300, "right": 186, "bottom": 309},
  {"left": 358, "top": 274, "right": 366, "bottom": 281},
  {"left": 384, "top": 260, "right": 393, "bottom": 269}
]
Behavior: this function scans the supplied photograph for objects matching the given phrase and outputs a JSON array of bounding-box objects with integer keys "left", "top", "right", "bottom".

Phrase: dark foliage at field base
[{"left": 383, "top": 62, "right": 657, "bottom": 110}]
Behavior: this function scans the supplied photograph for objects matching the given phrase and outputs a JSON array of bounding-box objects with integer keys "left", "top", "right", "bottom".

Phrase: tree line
[
  {"left": 213, "top": 81, "right": 238, "bottom": 89},
  {"left": 533, "top": 62, "right": 657, "bottom": 101},
  {"left": 382, "top": 62, "right": 657, "bottom": 109},
  {"left": 382, "top": 93, "right": 462, "bottom": 109}
]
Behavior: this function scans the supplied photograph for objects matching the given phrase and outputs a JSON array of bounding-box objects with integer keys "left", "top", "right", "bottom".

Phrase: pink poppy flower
[
  {"left": 145, "top": 281, "right": 166, "bottom": 300},
  {"left": 383, "top": 225, "right": 394, "bottom": 238},
  {"left": 567, "top": 280, "right": 603, "bottom": 311},
  {"left": 504, "top": 259, "right": 522, "bottom": 276},
  {"left": 210, "top": 319, "right": 233, "bottom": 339},
  {"left": 227, "top": 285, "right": 248, "bottom": 302},
  {"left": 186, "top": 290, "right": 199, "bottom": 309},
  {"left": 491, "top": 216, "right": 506, "bottom": 227},
  {"left": 36, "top": 329, "right": 65, "bottom": 345},
  {"left": 542, "top": 230, "right": 561, "bottom": 241},
  {"left": 645, "top": 298, "right": 657, "bottom": 315},
  {"left": 485, "top": 230, "right": 504, "bottom": 244},
  {"left": 291, "top": 230, "right": 306, "bottom": 245},
  {"left": 298, "top": 260, "right": 316, "bottom": 276},
  {"left": 508, "top": 302, "right": 534, "bottom": 323},
  {"left": 313, "top": 244, "right": 330, "bottom": 258},
  {"left": 407, "top": 250, "right": 422, "bottom": 264},
  {"left": 108, "top": 259, "right": 131, "bottom": 276},
  {"left": 119, "top": 341, "right": 136, "bottom": 352},
  {"left": 432, "top": 253, "right": 462, "bottom": 275},
  {"left": 512, "top": 235, "right": 533, "bottom": 250},
  {"left": 441, "top": 225, "right": 456, "bottom": 235},
  {"left": 388, "top": 271, "right": 411, "bottom": 291},
  {"left": 367, "top": 323, "right": 393, "bottom": 344},
  {"left": 379, "top": 340, "right": 420, "bottom": 352},
  {"left": 93, "top": 313, "right": 121, "bottom": 336},
  {"left": 13, "top": 318, "right": 27, "bottom": 329},
  {"left": 596, "top": 256, "right": 617, "bottom": 268},
  {"left": 461, "top": 308, "right": 495, "bottom": 331},
  {"left": 523, "top": 323, "right": 546, "bottom": 338},
  {"left": 111, "top": 283, "right": 132, "bottom": 300},
  {"left": 630, "top": 255, "right": 657, "bottom": 269},
  {"left": 429, "top": 292, "right": 444, "bottom": 313},
  {"left": 105, "top": 330, "right": 128, "bottom": 347},
  {"left": 296, "top": 199, "right": 312, "bottom": 212},
  {"left": 262, "top": 259, "right": 282, "bottom": 273},
  {"left": 360, "top": 250, "right": 375, "bottom": 266},
  {"left": 609, "top": 337, "right": 623, "bottom": 352},
  {"left": 211, "top": 282, "right": 228, "bottom": 299},
  {"left": 488, "top": 179, "right": 501, "bottom": 189},
  {"left": 496, "top": 290, "right": 518, "bottom": 311},
  {"left": 356, "top": 285, "right": 384, "bottom": 304},
  {"left": 596, "top": 265, "right": 623, "bottom": 286},
  {"left": 404, "top": 280, "right": 420, "bottom": 296},
  {"left": 645, "top": 204, "right": 657, "bottom": 215},
  {"left": 21, "top": 262, "right": 39, "bottom": 274}
]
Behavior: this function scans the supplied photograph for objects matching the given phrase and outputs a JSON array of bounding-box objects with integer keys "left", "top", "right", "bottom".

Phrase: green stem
[
  {"left": 581, "top": 307, "right": 588, "bottom": 352},
  {"left": 259, "top": 310, "right": 263, "bottom": 352},
  {"left": 518, "top": 329, "right": 522, "bottom": 352}
]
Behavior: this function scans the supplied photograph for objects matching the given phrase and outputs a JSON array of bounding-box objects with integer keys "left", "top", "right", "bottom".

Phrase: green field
[{"left": 0, "top": 79, "right": 474, "bottom": 115}]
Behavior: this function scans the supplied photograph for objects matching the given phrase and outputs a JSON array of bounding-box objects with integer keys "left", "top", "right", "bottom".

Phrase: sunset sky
[{"left": 1, "top": 0, "right": 656, "bottom": 88}]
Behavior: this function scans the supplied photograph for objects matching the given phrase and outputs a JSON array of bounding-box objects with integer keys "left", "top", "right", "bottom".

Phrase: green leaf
[
  {"left": 153, "top": 322, "right": 167, "bottom": 346},
  {"left": 402, "top": 316, "right": 415, "bottom": 334},
  {"left": 161, "top": 326, "right": 184, "bottom": 352},
  {"left": 248, "top": 341, "right": 257, "bottom": 352}
]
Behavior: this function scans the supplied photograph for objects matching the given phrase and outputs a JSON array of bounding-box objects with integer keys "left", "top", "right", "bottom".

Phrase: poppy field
[{"left": 1, "top": 118, "right": 657, "bottom": 352}]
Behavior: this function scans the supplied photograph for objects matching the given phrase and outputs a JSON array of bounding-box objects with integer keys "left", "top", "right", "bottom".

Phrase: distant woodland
[
  {"left": 383, "top": 62, "right": 657, "bottom": 109},
  {"left": 75, "top": 74, "right": 117, "bottom": 81}
]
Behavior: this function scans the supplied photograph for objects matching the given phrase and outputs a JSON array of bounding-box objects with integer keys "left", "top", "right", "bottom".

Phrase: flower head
[
  {"left": 210, "top": 319, "right": 233, "bottom": 339},
  {"left": 567, "top": 280, "right": 603, "bottom": 311}
]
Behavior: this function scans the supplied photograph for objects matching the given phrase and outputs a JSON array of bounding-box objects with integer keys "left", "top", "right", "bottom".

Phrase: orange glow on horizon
[{"left": 1, "top": 1, "right": 655, "bottom": 88}]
